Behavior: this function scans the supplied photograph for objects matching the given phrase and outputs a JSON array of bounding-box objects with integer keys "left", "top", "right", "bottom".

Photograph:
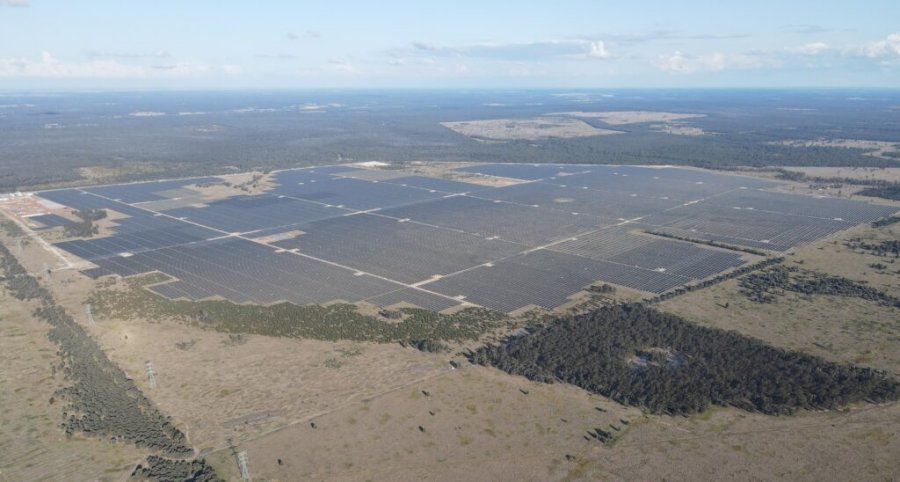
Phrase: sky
[{"left": 1, "top": 0, "right": 899, "bottom": 90}]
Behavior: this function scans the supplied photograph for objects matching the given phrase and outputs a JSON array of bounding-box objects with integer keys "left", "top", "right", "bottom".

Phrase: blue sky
[{"left": 1, "top": 0, "right": 899, "bottom": 89}]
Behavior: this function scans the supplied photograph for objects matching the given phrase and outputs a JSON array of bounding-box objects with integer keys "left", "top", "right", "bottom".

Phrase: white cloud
[
  {"left": 794, "top": 42, "right": 829, "bottom": 55},
  {"left": 658, "top": 51, "right": 726, "bottom": 73},
  {"left": 854, "top": 32, "right": 900, "bottom": 59},
  {"left": 0, "top": 51, "right": 218, "bottom": 78},
  {"left": 1, "top": 0, "right": 28, "bottom": 7},
  {"left": 586, "top": 41, "right": 610, "bottom": 59}
]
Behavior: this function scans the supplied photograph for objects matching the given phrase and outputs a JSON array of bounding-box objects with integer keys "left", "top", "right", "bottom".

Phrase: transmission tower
[
  {"left": 236, "top": 451, "right": 251, "bottom": 481},
  {"left": 84, "top": 303, "right": 95, "bottom": 324},
  {"left": 145, "top": 361, "right": 156, "bottom": 389}
]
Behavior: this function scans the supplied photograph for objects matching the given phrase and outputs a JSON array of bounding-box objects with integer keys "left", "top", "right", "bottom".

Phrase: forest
[{"left": 469, "top": 303, "right": 898, "bottom": 415}]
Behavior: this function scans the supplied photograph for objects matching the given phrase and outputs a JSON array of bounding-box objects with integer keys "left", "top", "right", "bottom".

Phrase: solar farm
[{"left": 27, "top": 163, "right": 897, "bottom": 314}]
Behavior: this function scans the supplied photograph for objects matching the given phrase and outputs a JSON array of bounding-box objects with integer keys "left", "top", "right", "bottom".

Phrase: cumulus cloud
[
  {"left": 585, "top": 41, "right": 610, "bottom": 59},
  {"left": 655, "top": 34, "right": 900, "bottom": 74},
  {"left": 853, "top": 32, "right": 900, "bottom": 59}
]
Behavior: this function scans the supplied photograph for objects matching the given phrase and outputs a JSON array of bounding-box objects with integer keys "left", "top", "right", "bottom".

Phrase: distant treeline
[{"left": 469, "top": 304, "right": 899, "bottom": 415}]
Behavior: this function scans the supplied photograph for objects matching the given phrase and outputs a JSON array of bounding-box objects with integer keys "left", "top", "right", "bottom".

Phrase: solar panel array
[
  {"left": 35, "top": 163, "right": 897, "bottom": 313},
  {"left": 27, "top": 213, "right": 72, "bottom": 228}
]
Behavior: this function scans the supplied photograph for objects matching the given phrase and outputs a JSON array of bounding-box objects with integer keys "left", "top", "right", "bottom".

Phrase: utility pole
[
  {"left": 237, "top": 451, "right": 251, "bottom": 481},
  {"left": 84, "top": 303, "right": 95, "bottom": 324},
  {"left": 145, "top": 361, "right": 156, "bottom": 389}
]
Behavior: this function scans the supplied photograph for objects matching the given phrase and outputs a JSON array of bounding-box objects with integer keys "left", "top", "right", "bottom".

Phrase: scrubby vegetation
[
  {"left": 857, "top": 184, "right": 900, "bottom": 201},
  {"left": 130, "top": 456, "right": 222, "bottom": 482},
  {"left": 644, "top": 230, "right": 770, "bottom": 256},
  {"left": 470, "top": 304, "right": 899, "bottom": 415},
  {"left": 63, "top": 208, "right": 107, "bottom": 238},
  {"left": 845, "top": 238, "right": 900, "bottom": 258},
  {"left": 91, "top": 275, "right": 510, "bottom": 344},
  {"left": 738, "top": 265, "right": 900, "bottom": 306},
  {"left": 871, "top": 216, "right": 900, "bottom": 228},
  {"left": 1, "top": 219, "right": 26, "bottom": 238},
  {"left": 645, "top": 257, "right": 784, "bottom": 304}
]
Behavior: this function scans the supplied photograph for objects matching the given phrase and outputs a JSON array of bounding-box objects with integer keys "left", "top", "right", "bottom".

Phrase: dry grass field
[{"left": 204, "top": 362, "right": 899, "bottom": 482}]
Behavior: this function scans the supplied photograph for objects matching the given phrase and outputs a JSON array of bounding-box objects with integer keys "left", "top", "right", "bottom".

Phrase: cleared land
[
  {"left": 441, "top": 118, "right": 622, "bottom": 141},
  {"left": 783, "top": 166, "right": 900, "bottom": 183},
  {"left": 772, "top": 138, "right": 900, "bottom": 160},
  {"left": 550, "top": 111, "right": 706, "bottom": 125}
]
